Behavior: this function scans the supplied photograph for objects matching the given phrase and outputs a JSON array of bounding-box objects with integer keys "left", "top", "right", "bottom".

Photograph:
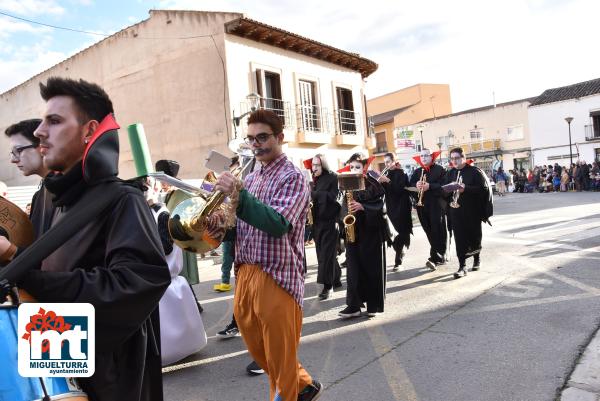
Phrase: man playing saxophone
[
  {"left": 338, "top": 153, "right": 387, "bottom": 318},
  {"left": 445, "top": 147, "right": 492, "bottom": 279},
  {"left": 409, "top": 148, "right": 448, "bottom": 270}
]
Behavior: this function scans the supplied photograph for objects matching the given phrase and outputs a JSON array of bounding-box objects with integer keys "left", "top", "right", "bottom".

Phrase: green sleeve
[{"left": 236, "top": 189, "right": 292, "bottom": 238}]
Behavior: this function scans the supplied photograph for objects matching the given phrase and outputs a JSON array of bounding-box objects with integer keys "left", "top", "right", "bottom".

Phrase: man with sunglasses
[
  {"left": 0, "top": 119, "right": 53, "bottom": 264},
  {"left": 214, "top": 109, "right": 322, "bottom": 401}
]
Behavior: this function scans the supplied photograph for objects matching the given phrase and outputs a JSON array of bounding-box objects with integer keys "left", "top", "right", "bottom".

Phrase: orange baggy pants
[{"left": 234, "top": 264, "right": 312, "bottom": 401}]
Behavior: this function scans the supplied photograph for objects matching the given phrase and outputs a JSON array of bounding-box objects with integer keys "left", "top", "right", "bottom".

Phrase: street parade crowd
[{"left": 1, "top": 77, "right": 494, "bottom": 401}]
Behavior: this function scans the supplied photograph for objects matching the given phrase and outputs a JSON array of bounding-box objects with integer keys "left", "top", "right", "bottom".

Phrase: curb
[{"left": 561, "top": 328, "right": 600, "bottom": 401}]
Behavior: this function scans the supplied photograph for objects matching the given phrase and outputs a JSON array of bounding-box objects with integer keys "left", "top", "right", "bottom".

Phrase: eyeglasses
[
  {"left": 10, "top": 144, "right": 37, "bottom": 159},
  {"left": 244, "top": 132, "right": 275, "bottom": 145},
  {"left": 450, "top": 156, "right": 464, "bottom": 161}
]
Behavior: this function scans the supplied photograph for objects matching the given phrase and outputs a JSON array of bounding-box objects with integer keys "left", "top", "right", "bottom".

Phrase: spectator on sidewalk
[{"left": 494, "top": 168, "right": 507, "bottom": 196}]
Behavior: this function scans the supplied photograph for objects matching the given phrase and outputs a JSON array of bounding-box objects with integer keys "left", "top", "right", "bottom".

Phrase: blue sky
[{"left": 0, "top": 0, "right": 598, "bottom": 112}]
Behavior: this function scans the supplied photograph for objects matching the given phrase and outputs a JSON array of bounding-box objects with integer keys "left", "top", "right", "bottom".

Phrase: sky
[{"left": 0, "top": 0, "right": 598, "bottom": 112}]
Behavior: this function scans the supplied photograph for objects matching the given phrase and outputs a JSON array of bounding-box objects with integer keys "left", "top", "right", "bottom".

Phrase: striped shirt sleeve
[{"left": 268, "top": 171, "right": 309, "bottom": 228}]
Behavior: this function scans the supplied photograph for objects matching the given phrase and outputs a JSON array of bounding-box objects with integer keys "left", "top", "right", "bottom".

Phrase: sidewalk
[{"left": 561, "top": 327, "right": 600, "bottom": 401}]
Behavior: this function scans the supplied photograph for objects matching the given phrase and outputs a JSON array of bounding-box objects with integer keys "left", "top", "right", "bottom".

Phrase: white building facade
[{"left": 528, "top": 78, "right": 600, "bottom": 167}]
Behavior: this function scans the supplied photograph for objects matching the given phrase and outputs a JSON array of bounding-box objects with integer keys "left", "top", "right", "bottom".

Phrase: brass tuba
[{"left": 167, "top": 148, "right": 254, "bottom": 254}]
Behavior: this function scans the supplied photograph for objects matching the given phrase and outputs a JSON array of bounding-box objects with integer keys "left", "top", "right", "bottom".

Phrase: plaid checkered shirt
[{"left": 235, "top": 153, "right": 310, "bottom": 306}]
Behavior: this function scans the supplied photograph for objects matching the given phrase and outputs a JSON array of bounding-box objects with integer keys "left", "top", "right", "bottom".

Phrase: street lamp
[
  {"left": 233, "top": 93, "right": 261, "bottom": 136},
  {"left": 565, "top": 117, "right": 574, "bottom": 166},
  {"left": 418, "top": 124, "right": 424, "bottom": 150}
]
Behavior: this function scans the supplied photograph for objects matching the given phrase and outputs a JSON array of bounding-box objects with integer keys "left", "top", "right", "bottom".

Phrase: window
[
  {"left": 595, "top": 148, "right": 600, "bottom": 162},
  {"left": 256, "top": 69, "right": 285, "bottom": 123},
  {"left": 507, "top": 125, "right": 524, "bottom": 141},
  {"left": 592, "top": 114, "right": 600, "bottom": 138},
  {"left": 336, "top": 87, "right": 357, "bottom": 135},
  {"left": 375, "top": 131, "right": 387, "bottom": 154},
  {"left": 470, "top": 130, "right": 482, "bottom": 141},
  {"left": 298, "top": 79, "right": 320, "bottom": 132}
]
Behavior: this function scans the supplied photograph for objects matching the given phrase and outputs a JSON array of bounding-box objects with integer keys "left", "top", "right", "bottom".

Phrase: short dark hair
[
  {"left": 247, "top": 109, "right": 283, "bottom": 135},
  {"left": 4, "top": 118, "right": 42, "bottom": 145},
  {"left": 449, "top": 147, "right": 464, "bottom": 157},
  {"left": 346, "top": 152, "right": 367, "bottom": 165},
  {"left": 39, "top": 77, "right": 113, "bottom": 124},
  {"left": 384, "top": 152, "right": 394, "bottom": 160}
]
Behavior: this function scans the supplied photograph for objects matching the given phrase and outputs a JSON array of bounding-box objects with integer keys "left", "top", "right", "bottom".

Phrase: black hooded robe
[
  {"left": 19, "top": 115, "right": 170, "bottom": 401},
  {"left": 445, "top": 165, "right": 488, "bottom": 264},
  {"left": 409, "top": 164, "right": 448, "bottom": 264},
  {"left": 343, "top": 176, "right": 387, "bottom": 313},
  {"left": 381, "top": 168, "right": 413, "bottom": 265},
  {"left": 311, "top": 171, "right": 342, "bottom": 289}
]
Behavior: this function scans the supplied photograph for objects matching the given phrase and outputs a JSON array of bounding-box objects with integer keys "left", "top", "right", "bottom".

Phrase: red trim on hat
[
  {"left": 337, "top": 165, "right": 351, "bottom": 173},
  {"left": 303, "top": 158, "right": 313, "bottom": 170},
  {"left": 82, "top": 114, "right": 120, "bottom": 175}
]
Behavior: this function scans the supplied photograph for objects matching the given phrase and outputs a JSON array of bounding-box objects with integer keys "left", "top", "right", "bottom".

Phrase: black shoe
[
  {"left": 338, "top": 306, "right": 361, "bottom": 318},
  {"left": 298, "top": 380, "right": 323, "bottom": 401},
  {"left": 333, "top": 281, "right": 343, "bottom": 289},
  {"left": 318, "top": 289, "right": 331, "bottom": 301},
  {"left": 246, "top": 360, "right": 264, "bottom": 376},
  {"left": 426, "top": 260, "right": 437, "bottom": 271},
  {"left": 471, "top": 262, "right": 480, "bottom": 271},
  {"left": 454, "top": 267, "right": 467, "bottom": 279},
  {"left": 216, "top": 321, "right": 240, "bottom": 338}
]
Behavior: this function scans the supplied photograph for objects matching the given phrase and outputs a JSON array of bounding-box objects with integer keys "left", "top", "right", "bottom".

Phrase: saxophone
[
  {"left": 307, "top": 202, "right": 314, "bottom": 225},
  {"left": 343, "top": 191, "right": 356, "bottom": 243}
]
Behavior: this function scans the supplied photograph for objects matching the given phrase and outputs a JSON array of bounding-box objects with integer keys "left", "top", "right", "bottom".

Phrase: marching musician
[
  {"left": 377, "top": 152, "right": 413, "bottom": 271},
  {"left": 1, "top": 119, "right": 52, "bottom": 263},
  {"left": 445, "top": 147, "right": 492, "bottom": 279},
  {"left": 7, "top": 77, "right": 170, "bottom": 401},
  {"left": 309, "top": 153, "right": 342, "bottom": 300},
  {"left": 409, "top": 148, "right": 448, "bottom": 270},
  {"left": 338, "top": 153, "right": 387, "bottom": 318},
  {"left": 214, "top": 110, "right": 323, "bottom": 401}
]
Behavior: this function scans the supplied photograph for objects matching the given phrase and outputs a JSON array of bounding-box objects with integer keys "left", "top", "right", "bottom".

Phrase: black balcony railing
[
  {"left": 335, "top": 109, "right": 359, "bottom": 135},
  {"left": 585, "top": 124, "right": 600, "bottom": 141}
]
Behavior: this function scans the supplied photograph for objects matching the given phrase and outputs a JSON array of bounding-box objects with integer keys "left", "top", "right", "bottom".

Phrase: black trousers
[
  {"left": 314, "top": 221, "right": 341, "bottom": 289},
  {"left": 417, "top": 203, "right": 447, "bottom": 263}
]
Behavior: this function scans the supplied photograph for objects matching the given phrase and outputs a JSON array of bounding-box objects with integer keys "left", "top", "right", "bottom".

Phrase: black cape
[
  {"left": 409, "top": 164, "right": 448, "bottom": 264},
  {"left": 445, "top": 164, "right": 488, "bottom": 260},
  {"left": 343, "top": 175, "right": 387, "bottom": 312},
  {"left": 311, "top": 171, "right": 341, "bottom": 287},
  {"left": 381, "top": 168, "right": 413, "bottom": 252},
  {"left": 19, "top": 115, "right": 170, "bottom": 401}
]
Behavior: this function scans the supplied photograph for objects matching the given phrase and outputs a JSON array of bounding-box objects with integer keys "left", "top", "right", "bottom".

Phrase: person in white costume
[{"left": 144, "top": 177, "right": 207, "bottom": 366}]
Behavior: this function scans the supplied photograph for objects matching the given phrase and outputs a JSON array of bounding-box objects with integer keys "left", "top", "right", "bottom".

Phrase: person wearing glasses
[
  {"left": 445, "top": 147, "right": 492, "bottom": 278},
  {"left": 213, "top": 109, "right": 323, "bottom": 401},
  {"left": 0, "top": 118, "right": 53, "bottom": 264}
]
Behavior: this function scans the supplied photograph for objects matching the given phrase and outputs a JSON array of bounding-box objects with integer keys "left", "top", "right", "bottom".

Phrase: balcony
[
  {"left": 334, "top": 109, "right": 364, "bottom": 146},
  {"left": 240, "top": 97, "right": 294, "bottom": 129},
  {"left": 296, "top": 105, "right": 331, "bottom": 144},
  {"left": 585, "top": 124, "right": 600, "bottom": 141},
  {"left": 455, "top": 139, "right": 502, "bottom": 155}
]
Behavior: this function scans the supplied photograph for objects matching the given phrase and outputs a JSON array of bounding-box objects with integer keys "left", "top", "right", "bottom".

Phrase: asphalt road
[{"left": 163, "top": 191, "right": 600, "bottom": 401}]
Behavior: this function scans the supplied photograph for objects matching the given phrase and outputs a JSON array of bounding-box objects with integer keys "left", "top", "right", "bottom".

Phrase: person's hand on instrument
[
  {"left": 215, "top": 172, "right": 236, "bottom": 196},
  {"left": 349, "top": 200, "right": 364, "bottom": 213},
  {"left": 378, "top": 175, "right": 391, "bottom": 184}
]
